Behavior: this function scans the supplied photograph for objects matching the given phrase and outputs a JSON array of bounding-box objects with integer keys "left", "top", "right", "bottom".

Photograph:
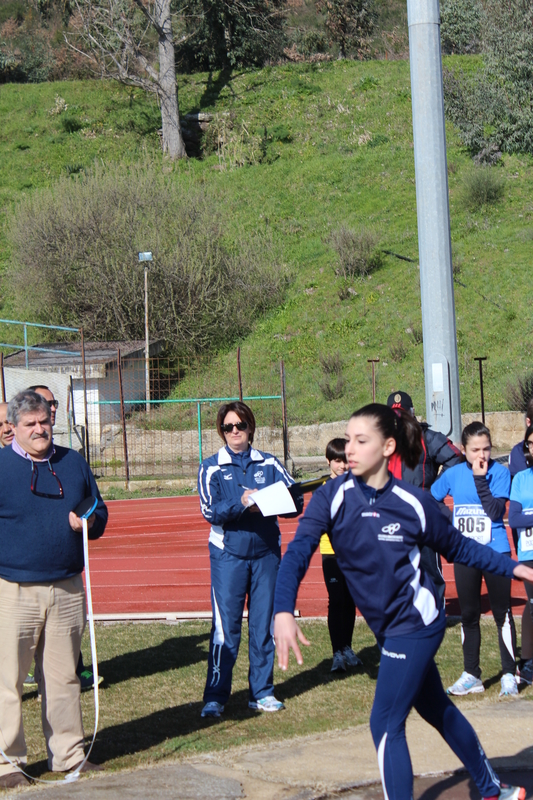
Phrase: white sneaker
[
  {"left": 249, "top": 695, "right": 285, "bottom": 712},
  {"left": 201, "top": 701, "right": 224, "bottom": 718},
  {"left": 331, "top": 651, "right": 346, "bottom": 672},
  {"left": 342, "top": 646, "right": 363, "bottom": 667},
  {"left": 447, "top": 671, "right": 484, "bottom": 696},
  {"left": 500, "top": 672, "right": 518, "bottom": 697}
]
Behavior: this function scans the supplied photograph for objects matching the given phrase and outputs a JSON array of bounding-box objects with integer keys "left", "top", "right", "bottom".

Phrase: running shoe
[
  {"left": 249, "top": 696, "right": 285, "bottom": 712},
  {"left": 517, "top": 659, "right": 533, "bottom": 686},
  {"left": 499, "top": 673, "right": 518, "bottom": 697},
  {"left": 342, "top": 646, "right": 363, "bottom": 667},
  {"left": 447, "top": 671, "right": 484, "bottom": 696},
  {"left": 23, "top": 671, "right": 37, "bottom": 689},
  {"left": 331, "top": 651, "right": 346, "bottom": 672},
  {"left": 79, "top": 670, "right": 104, "bottom": 691},
  {"left": 201, "top": 701, "right": 224, "bottom": 718},
  {"left": 483, "top": 785, "right": 526, "bottom": 800}
]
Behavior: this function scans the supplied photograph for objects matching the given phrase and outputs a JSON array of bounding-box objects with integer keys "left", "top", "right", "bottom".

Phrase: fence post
[
  {"left": 197, "top": 402, "right": 203, "bottom": 463},
  {"left": 237, "top": 347, "right": 243, "bottom": 402},
  {"left": 80, "top": 329, "right": 90, "bottom": 467},
  {"left": 474, "top": 356, "right": 487, "bottom": 425},
  {"left": 117, "top": 348, "right": 130, "bottom": 486},
  {"left": 24, "top": 324, "right": 28, "bottom": 369},
  {"left": 0, "top": 353, "right": 5, "bottom": 402},
  {"left": 280, "top": 359, "right": 290, "bottom": 470}
]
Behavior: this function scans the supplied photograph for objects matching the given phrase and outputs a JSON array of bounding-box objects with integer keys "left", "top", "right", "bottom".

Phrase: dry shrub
[
  {"left": 462, "top": 166, "right": 505, "bottom": 210},
  {"left": 507, "top": 373, "right": 533, "bottom": 412},
  {"left": 319, "top": 351, "right": 345, "bottom": 401},
  {"left": 330, "top": 225, "right": 383, "bottom": 280},
  {"left": 6, "top": 162, "right": 289, "bottom": 354}
]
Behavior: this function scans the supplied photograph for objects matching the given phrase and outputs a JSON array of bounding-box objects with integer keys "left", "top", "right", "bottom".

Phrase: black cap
[{"left": 386, "top": 391, "right": 414, "bottom": 411}]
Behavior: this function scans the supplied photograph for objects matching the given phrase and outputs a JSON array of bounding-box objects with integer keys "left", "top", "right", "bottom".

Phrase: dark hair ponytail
[
  {"left": 523, "top": 423, "right": 533, "bottom": 467},
  {"left": 350, "top": 403, "right": 423, "bottom": 470}
]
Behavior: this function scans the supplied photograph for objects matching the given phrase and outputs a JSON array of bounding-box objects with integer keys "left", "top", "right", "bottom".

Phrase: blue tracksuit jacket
[
  {"left": 274, "top": 473, "right": 517, "bottom": 640},
  {"left": 198, "top": 445, "right": 303, "bottom": 558}
]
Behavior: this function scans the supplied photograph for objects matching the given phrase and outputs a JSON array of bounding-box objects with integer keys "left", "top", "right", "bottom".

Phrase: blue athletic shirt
[
  {"left": 509, "top": 468, "right": 533, "bottom": 562},
  {"left": 430, "top": 461, "right": 511, "bottom": 553},
  {"left": 274, "top": 473, "right": 516, "bottom": 640}
]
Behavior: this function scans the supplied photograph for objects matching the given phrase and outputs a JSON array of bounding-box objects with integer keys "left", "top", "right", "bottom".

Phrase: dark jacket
[
  {"left": 198, "top": 445, "right": 303, "bottom": 559},
  {"left": 401, "top": 423, "right": 462, "bottom": 489},
  {"left": 274, "top": 473, "right": 517, "bottom": 640},
  {"left": 0, "top": 445, "right": 107, "bottom": 583}
]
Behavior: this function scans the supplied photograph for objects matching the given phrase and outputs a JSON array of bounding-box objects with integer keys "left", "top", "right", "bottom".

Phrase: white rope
[{"left": 0, "top": 517, "right": 99, "bottom": 785}]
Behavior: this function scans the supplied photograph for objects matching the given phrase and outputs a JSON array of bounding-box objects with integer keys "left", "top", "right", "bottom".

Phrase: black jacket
[{"left": 401, "top": 423, "right": 462, "bottom": 490}]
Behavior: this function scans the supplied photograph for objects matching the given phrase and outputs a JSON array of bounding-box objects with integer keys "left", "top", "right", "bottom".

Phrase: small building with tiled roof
[{"left": 4, "top": 340, "right": 164, "bottom": 454}]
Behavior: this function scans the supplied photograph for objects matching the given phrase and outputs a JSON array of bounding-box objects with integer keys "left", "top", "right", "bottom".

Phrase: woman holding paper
[{"left": 197, "top": 401, "right": 303, "bottom": 719}]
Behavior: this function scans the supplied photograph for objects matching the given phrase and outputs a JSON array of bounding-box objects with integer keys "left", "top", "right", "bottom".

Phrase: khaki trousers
[{"left": 0, "top": 575, "right": 86, "bottom": 776}]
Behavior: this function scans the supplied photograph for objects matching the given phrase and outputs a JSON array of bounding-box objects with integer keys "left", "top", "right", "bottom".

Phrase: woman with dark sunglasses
[{"left": 198, "top": 401, "right": 303, "bottom": 719}]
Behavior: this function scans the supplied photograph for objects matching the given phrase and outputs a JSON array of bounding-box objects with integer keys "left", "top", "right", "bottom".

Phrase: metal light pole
[
  {"left": 407, "top": 0, "right": 462, "bottom": 442},
  {"left": 138, "top": 252, "right": 153, "bottom": 414}
]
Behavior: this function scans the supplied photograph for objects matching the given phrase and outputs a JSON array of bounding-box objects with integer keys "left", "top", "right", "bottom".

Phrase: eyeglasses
[
  {"left": 30, "top": 460, "right": 64, "bottom": 499},
  {"left": 221, "top": 421, "right": 248, "bottom": 433},
  {"left": 48, "top": 399, "right": 59, "bottom": 409}
]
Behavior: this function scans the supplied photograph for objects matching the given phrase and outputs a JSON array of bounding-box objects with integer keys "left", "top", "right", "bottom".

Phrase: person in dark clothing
[
  {"left": 386, "top": 391, "right": 462, "bottom": 600},
  {"left": 320, "top": 438, "right": 361, "bottom": 673},
  {"left": 508, "top": 397, "right": 533, "bottom": 679},
  {"left": 274, "top": 403, "right": 529, "bottom": 800}
]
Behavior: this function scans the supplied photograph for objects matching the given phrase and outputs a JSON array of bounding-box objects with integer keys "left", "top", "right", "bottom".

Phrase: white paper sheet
[{"left": 247, "top": 481, "right": 297, "bottom": 516}]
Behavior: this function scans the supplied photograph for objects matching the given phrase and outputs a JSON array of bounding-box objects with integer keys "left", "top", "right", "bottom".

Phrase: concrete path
[{"left": 7, "top": 698, "right": 533, "bottom": 799}]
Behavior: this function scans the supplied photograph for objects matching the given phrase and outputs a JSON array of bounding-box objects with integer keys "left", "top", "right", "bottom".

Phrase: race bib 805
[{"left": 453, "top": 504, "right": 491, "bottom": 545}]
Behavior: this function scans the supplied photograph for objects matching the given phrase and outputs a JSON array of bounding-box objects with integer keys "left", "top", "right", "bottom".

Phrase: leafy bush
[
  {"left": 176, "top": 0, "right": 286, "bottom": 71},
  {"left": 443, "top": 0, "right": 533, "bottom": 155},
  {"left": 298, "top": 30, "right": 328, "bottom": 56},
  {"left": 507, "top": 373, "right": 533, "bottom": 413},
  {"left": 316, "top": 0, "right": 376, "bottom": 59},
  {"left": 330, "top": 226, "right": 383, "bottom": 280},
  {"left": 462, "top": 167, "right": 505, "bottom": 210},
  {"left": 440, "top": 0, "right": 481, "bottom": 55},
  {"left": 5, "top": 163, "right": 289, "bottom": 355}
]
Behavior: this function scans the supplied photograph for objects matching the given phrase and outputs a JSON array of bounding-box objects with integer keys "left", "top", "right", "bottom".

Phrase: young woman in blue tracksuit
[
  {"left": 273, "top": 404, "right": 530, "bottom": 800},
  {"left": 508, "top": 422, "right": 533, "bottom": 686},
  {"left": 198, "top": 401, "right": 303, "bottom": 719},
  {"left": 431, "top": 422, "right": 516, "bottom": 698}
]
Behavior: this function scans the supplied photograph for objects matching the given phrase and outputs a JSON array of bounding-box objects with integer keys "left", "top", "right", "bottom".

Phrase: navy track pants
[
  {"left": 370, "top": 622, "right": 500, "bottom": 800},
  {"left": 203, "top": 543, "right": 280, "bottom": 705}
]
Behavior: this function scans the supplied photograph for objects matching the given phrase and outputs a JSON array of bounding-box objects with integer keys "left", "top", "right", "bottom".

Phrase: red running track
[{"left": 88, "top": 496, "right": 527, "bottom": 618}]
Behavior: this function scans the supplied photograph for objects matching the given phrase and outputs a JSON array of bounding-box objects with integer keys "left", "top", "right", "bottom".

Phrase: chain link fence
[{"left": 88, "top": 352, "right": 288, "bottom": 479}]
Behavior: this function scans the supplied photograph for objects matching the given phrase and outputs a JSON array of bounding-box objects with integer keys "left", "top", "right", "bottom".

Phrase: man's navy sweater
[{"left": 0, "top": 445, "right": 107, "bottom": 583}]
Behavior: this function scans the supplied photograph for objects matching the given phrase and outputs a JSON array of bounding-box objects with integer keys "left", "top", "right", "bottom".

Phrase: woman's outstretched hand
[
  {"left": 274, "top": 612, "right": 311, "bottom": 671},
  {"left": 513, "top": 563, "right": 533, "bottom": 583}
]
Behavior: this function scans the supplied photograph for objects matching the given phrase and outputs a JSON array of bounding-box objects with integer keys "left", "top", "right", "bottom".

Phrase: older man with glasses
[{"left": 0, "top": 390, "right": 107, "bottom": 788}]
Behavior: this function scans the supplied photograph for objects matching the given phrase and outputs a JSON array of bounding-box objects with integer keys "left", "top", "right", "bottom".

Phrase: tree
[
  {"left": 6, "top": 163, "right": 289, "bottom": 353},
  {"left": 68, "top": 0, "right": 187, "bottom": 158},
  {"left": 443, "top": 0, "right": 533, "bottom": 155},
  {"left": 315, "top": 0, "right": 375, "bottom": 60},
  {"left": 175, "top": 0, "right": 286, "bottom": 72}
]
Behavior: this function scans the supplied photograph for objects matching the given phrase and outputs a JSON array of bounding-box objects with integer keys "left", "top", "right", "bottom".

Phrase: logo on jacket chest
[
  {"left": 254, "top": 470, "right": 266, "bottom": 485},
  {"left": 378, "top": 522, "right": 403, "bottom": 542}
]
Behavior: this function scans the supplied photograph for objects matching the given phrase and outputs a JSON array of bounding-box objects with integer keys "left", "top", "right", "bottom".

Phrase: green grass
[
  {"left": 1, "top": 57, "right": 533, "bottom": 426},
  {"left": 20, "top": 617, "right": 531, "bottom": 778}
]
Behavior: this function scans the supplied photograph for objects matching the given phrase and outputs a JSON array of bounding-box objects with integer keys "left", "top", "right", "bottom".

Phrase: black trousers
[
  {"left": 454, "top": 561, "right": 516, "bottom": 678},
  {"left": 322, "top": 555, "right": 356, "bottom": 655}
]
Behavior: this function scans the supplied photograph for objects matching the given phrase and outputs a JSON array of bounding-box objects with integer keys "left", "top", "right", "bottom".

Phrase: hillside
[{"left": 1, "top": 57, "right": 532, "bottom": 424}]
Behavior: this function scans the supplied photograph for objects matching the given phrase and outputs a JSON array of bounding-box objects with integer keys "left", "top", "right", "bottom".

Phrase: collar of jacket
[{"left": 217, "top": 446, "right": 264, "bottom": 465}]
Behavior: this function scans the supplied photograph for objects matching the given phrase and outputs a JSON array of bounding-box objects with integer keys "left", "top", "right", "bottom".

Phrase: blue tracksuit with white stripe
[
  {"left": 275, "top": 472, "right": 516, "bottom": 800},
  {"left": 198, "top": 445, "right": 303, "bottom": 705}
]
